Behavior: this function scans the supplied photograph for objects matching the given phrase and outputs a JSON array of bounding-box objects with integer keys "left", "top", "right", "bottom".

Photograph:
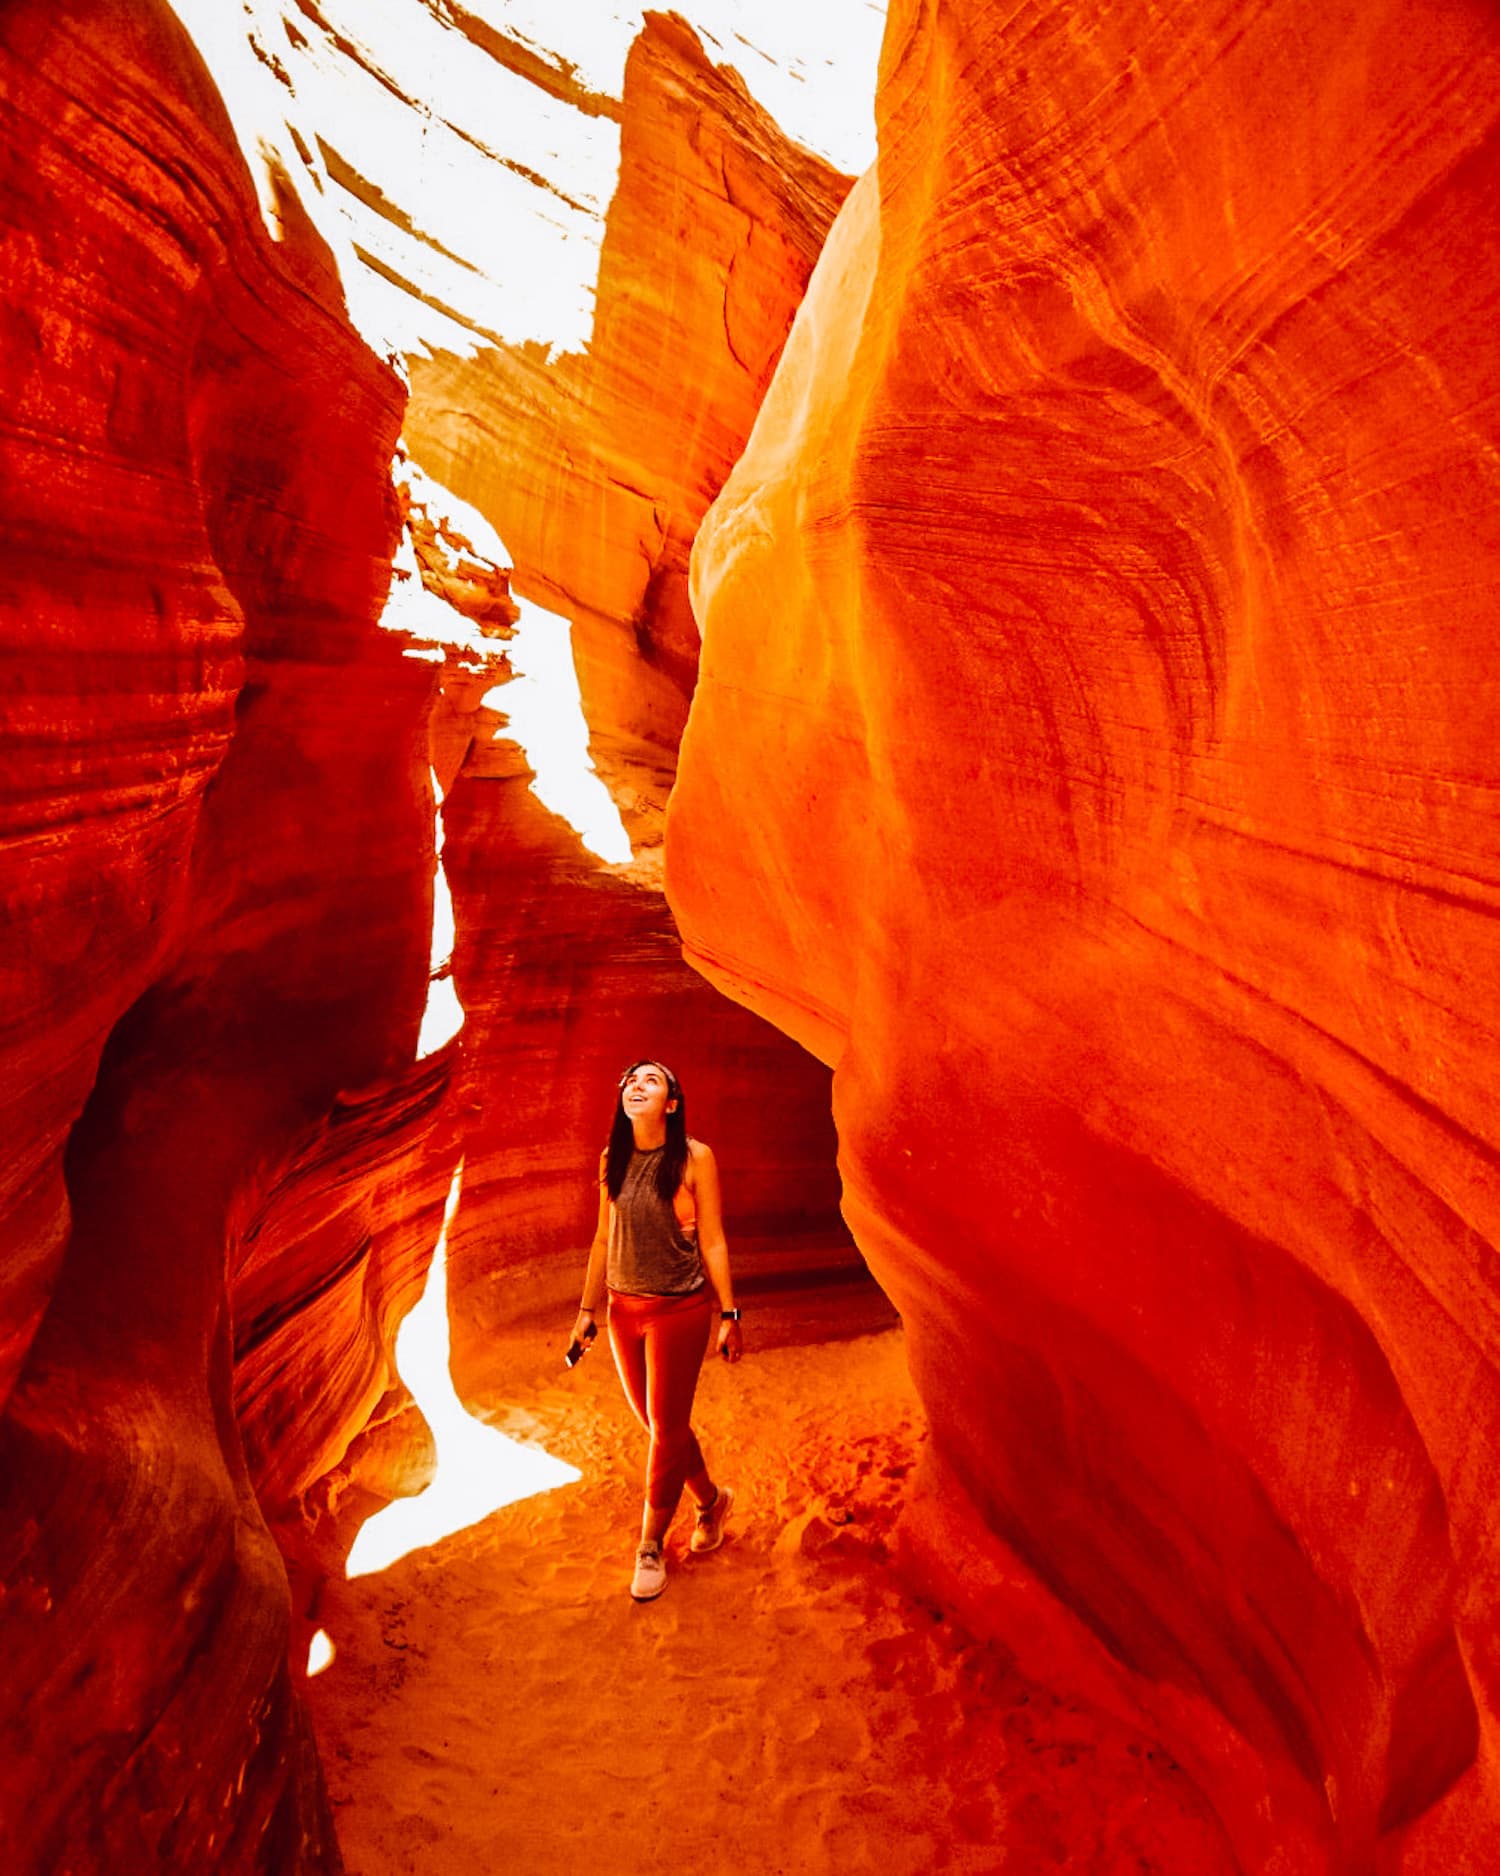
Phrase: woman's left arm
[{"left": 690, "top": 1140, "right": 742, "bottom": 1364}]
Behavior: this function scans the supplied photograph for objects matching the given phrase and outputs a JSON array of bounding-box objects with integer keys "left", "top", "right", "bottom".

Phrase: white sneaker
[
  {"left": 630, "top": 1541, "right": 667, "bottom": 1601},
  {"left": 689, "top": 1484, "right": 734, "bottom": 1554}
]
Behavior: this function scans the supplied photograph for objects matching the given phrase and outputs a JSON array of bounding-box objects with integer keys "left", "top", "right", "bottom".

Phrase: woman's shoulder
[{"left": 684, "top": 1136, "right": 716, "bottom": 1178}]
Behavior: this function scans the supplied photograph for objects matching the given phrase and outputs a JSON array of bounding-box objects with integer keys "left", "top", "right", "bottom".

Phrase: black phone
[{"left": 565, "top": 1320, "right": 598, "bottom": 1369}]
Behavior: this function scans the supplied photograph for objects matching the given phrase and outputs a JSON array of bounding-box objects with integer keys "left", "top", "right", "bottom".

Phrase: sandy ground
[{"left": 306, "top": 1325, "right": 1236, "bottom": 1875}]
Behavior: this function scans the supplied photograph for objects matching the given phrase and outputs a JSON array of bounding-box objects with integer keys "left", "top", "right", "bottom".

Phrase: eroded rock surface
[
  {"left": 404, "top": 11, "right": 852, "bottom": 851},
  {"left": 0, "top": 5, "right": 863, "bottom": 1867},
  {"left": 439, "top": 756, "right": 882, "bottom": 1407},
  {"left": 670, "top": 2, "right": 1500, "bottom": 1868},
  {"left": 395, "top": 9, "right": 869, "bottom": 1385},
  {"left": 0, "top": 2, "right": 442, "bottom": 1863}
]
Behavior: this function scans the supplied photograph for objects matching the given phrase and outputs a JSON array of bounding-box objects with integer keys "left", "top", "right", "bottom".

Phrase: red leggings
[{"left": 607, "top": 1288, "right": 714, "bottom": 1515}]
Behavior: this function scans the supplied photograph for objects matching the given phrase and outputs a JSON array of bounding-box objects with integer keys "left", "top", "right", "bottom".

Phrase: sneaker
[
  {"left": 630, "top": 1541, "right": 667, "bottom": 1601},
  {"left": 689, "top": 1484, "right": 735, "bottom": 1555}
]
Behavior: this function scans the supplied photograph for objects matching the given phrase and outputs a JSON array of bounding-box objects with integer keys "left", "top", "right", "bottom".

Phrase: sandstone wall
[
  {"left": 0, "top": 6, "right": 866, "bottom": 1863},
  {"left": 400, "top": 11, "right": 869, "bottom": 1375},
  {"left": 439, "top": 751, "right": 882, "bottom": 1407},
  {"left": 0, "top": 3, "right": 443, "bottom": 1863},
  {"left": 670, "top": 2, "right": 1500, "bottom": 1867},
  {"left": 404, "top": 10, "right": 852, "bottom": 849}
]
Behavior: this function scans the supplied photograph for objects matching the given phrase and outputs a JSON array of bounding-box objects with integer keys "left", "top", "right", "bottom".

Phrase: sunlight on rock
[
  {"left": 484, "top": 600, "right": 634, "bottom": 864},
  {"left": 428, "top": 785, "right": 456, "bottom": 977},
  {"left": 416, "top": 767, "right": 465, "bottom": 1061},
  {"left": 345, "top": 1166, "right": 580, "bottom": 1578},
  {"left": 399, "top": 458, "right": 512, "bottom": 577},
  {"left": 306, "top": 1629, "right": 336, "bottom": 1678},
  {"left": 166, "top": 0, "right": 616, "bottom": 358},
  {"left": 376, "top": 462, "right": 629, "bottom": 865},
  {"left": 162, "top": 0, "right": 324, "bottom": 249},
  {"left": 486, "top": 0, "right": 884, "bottom": 172},
  {"left": 168, "top": 2, "right": 884, "bottom": 364},
  {"left": 416, "top": 972, "right": 465, "bottom": 1062},
  {"left": 377, "top": 516, "right": 483, "bottom": 655}
]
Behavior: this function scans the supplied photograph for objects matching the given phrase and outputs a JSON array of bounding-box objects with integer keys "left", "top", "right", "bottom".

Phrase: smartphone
[{"left": 565, "top": 1320, "right": 598, "bottom": 1369}]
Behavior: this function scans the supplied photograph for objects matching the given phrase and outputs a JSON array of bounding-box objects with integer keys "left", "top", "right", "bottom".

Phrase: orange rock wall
[
  {"left": 401, "top": 10, "right": 869, "bottom": 1369},
  {"left": 404, "top": 10, "right": 851, "bottom": 843},
  {"left": 670, "top": 1, "right": 1500, "bottom": 1867},
  {"left": 0, "top": 3, "right": 444, "bottom": 1863},
  {"left": 0, "top": 5, "right": 867, "bottom": 1862},
  {"left": 438, "top": 757, "right": 880, "bottom": 1405}
]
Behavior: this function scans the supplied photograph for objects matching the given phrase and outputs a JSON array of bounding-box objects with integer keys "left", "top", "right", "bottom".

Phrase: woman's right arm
[{"left": 570, "top": 1159, "right": 610, "bottom": 1349}]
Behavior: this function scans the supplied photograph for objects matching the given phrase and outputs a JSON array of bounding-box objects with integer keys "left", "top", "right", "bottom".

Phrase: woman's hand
[
  {"left": 716, "top": 1316, "right": 743, "bottom": 1365},
  {"left": 568, "top": 1309, "right": 599, "bottom": 1359}
]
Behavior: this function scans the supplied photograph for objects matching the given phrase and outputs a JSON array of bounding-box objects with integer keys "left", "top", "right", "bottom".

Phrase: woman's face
[{"left": 621, "top": 1062, "right": 677, "bottom": 1124}]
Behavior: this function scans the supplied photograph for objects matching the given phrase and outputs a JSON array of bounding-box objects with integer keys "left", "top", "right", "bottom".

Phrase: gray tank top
[{"left": 607, "top": 1146, "right": 704, "bottom": 1296}]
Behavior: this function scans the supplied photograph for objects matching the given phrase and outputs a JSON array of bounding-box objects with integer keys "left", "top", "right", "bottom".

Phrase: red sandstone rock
[
  {"left": 0, "top": 6, "right": 865, "bottom": 1866},
  {"left": 392, "top": 9, "right": 872, "bottom": 1386},
  {"left": 437, "top": 758, "right": 881, "bottom": 1409},
  {"left": 0, "top": 2, "right": 442, "bottom": 1863},
  {"left": 401, "top": 471, "right": 519, "bottom": 640},
  {"left": 670, "top": 2, "right": 1500, "bottom": 1868},
  {"left": 403, "top": 10, "right": 851, "bottom": 850}
]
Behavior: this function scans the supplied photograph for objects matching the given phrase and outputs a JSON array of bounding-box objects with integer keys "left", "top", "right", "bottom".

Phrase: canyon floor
[{"left": 307, "top": 1321, "right": 1237, "bottom": 1875}]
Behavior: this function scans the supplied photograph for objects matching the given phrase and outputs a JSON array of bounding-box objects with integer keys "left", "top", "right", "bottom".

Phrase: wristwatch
[{"left": 720, "top": 1308, "right": 741, "bottom": 1321}]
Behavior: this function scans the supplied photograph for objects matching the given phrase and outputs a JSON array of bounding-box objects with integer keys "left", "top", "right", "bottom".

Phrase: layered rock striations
[
  {"left": 0, "top": 2, "right": 448, "bottom": 1863},
  {"left": 439, "top": 750, "right": 881, "bottom": 1407},
  {"left": 404, "top": 11, "right": 852, "bottom": 850},
  {"left": 670, "top": 0, "right": 1500, "bottom": 1867},
  {"left": 398, "top": 11, "right": 870, "bottom": 1377},
  {"left": 0, "top": 4, "right": 867, "bottom": 1864}
]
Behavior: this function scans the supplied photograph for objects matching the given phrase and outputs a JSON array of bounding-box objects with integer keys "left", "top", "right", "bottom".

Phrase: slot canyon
[{"left": 1, "top": 1, "right": 1497, "bottom": 1871}]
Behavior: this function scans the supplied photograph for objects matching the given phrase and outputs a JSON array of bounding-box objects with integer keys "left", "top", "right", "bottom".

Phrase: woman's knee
[{"left": 649, "top": 1421, "right": 696, "bottom": 1464}]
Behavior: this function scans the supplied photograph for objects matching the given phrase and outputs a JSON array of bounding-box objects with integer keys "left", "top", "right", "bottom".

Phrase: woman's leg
[
  {"left": 639, "top": 1293, "right": 714, "bottom": 1538},
  {"left": 610, "top": 1290, "right": 715, "bottom": 1547},
  {"left": 606, "top": 1291, "right": 652, "bottom": 1434}
]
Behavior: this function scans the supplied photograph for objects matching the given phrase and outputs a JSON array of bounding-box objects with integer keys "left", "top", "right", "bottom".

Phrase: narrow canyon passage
[
  {"left": 307, "top": 1324, "right": 1235, "bottom": 1875},
  {"left": 5, "top": 1, "right": 1499, "bottom": 1868}
]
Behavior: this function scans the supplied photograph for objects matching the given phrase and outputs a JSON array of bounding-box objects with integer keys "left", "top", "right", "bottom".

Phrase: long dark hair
[{"left": 605, "top": 1060, "right": 688, "bottom": 1201}]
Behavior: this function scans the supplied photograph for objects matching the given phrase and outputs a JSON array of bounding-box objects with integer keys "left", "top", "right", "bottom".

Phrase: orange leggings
[{"left": 607, "top": 1288, "right": 713, "bottom": 1515}]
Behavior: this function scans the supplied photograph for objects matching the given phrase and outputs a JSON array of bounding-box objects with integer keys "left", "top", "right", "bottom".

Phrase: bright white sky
[{"left": 167, "top": 0, "right": 886, "bottom": 359}]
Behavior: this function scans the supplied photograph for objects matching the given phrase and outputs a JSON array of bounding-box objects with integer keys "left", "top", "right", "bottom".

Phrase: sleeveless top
[{"left": 606, "top": 1146, "right": 704, "bottom": 1296}]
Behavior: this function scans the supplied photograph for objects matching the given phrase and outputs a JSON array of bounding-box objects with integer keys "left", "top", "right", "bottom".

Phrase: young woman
[{"left": 571, "top": 1060, "right": 742, "bottom": 1600}]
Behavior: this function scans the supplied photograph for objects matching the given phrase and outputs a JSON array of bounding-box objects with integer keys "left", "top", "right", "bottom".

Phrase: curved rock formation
[
  {"left": 0, "top": 2, "right": 443, "bottom": 1862},
  {"left": 439, "top": 751, "right": 883, "bottom": 1408},
  {"left": 0, "top": 5, "right": 867, "bottom": 1864},
  {"left": 398, "top": 10, "right": 872, "bottom": 1383},
  {"left": 404, "top": 11, "right": 852, "bottom": 850},
  {"left": 670, "top": 1, "right": 1500, "bottom": 1867}
]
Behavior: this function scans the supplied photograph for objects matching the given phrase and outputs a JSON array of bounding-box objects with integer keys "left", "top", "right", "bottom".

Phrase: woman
[{"left": 571, "top": 1060, "right": 742, "bottom": 1601}]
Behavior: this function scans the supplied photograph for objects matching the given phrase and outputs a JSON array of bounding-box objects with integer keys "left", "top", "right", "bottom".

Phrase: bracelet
[
  {"left": 720, "top": 1309, "right": 741, "bottom": 1321},
  {"left": 579, "top": 1304, "right": 597, "bottom": 1314}
]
